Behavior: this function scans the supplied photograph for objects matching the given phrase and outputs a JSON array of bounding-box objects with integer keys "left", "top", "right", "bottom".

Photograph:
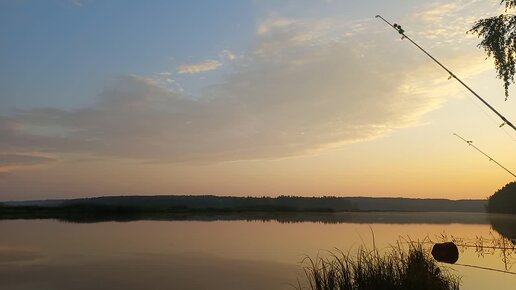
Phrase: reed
[{"left": 300, "top": 242, "right": 460, "bottom": 290}]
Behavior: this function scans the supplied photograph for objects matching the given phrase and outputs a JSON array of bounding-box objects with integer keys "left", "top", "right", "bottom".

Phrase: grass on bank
[{"left": 300, "top": 242, "right": 460, "bottom": 290}]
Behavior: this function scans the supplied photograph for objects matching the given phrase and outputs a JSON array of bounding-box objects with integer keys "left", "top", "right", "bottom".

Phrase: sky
[{"left": 0, "top": 0, "right": 515, "bottom": 201}]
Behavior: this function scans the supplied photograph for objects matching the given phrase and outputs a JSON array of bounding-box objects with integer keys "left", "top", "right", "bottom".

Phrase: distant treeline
[
  {"left": 0, "top": 196, "right": 350, "bottom": 223},
  {"left": 2, "top": 195, "right": 486, "bottom": 213},
  {"left": 488, "top": 182, "right": 516, "bottom": 214},
  {"left": 64, "top": 195, "right": 355, "bottom": 212}
]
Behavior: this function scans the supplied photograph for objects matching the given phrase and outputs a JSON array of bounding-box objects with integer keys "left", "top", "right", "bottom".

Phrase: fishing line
[
  {"left": 392, "top": 240, "right": 515, "bottom": 275},
  {"left": 413, "top": 240, "right": 516, "bottom": 251},
  {"left": 453, "top": 263, "right": 516, "bottom": 275},
  {"left": 454, "top": 244, "right": 516, "bottom": 251},
  {"left": 464, "top": 92, "right": 516, "bottom": 142},
  {"left": 375, "top": 15, "right": 516, "bottom": 133},
  {"left": 453, "top": 133, "right": 516, "bottom": 178},
  {"left": 407, "top": 241, "right": 516, "bottom": 274}
]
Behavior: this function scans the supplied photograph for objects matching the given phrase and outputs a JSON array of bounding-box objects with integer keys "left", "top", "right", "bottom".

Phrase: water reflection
[
  {"left": 0, "top": 252, "right": 300, "bottom": 290},
  {"left": 0, "top": 246, "right": 44, "bottom": 263},
  {"left": 488, "top": 213, "right": 516, "bottom": 242},
  {"left": 1, "top": 213, "right": 515, "bottom": 290},
  {"left": 3, "top": 211, "right": 491, "bottom": 225},
  {"left": 406, "top": 214, "right": 516, "bottom": 273}
]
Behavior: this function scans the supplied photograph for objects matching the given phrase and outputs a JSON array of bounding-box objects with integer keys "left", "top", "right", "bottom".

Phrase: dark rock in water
[{"left": 431, "top": 242, "right": 459, "bottom": 264}]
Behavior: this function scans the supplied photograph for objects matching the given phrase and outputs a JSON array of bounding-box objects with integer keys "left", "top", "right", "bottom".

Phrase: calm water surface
[{"left": 0, "top": 212, "right": 514, "bottom": 289}]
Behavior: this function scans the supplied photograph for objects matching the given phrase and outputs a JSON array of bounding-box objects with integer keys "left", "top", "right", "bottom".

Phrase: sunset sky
[{"left": 1, "top": 0, "right": 515, "bottom": 201}]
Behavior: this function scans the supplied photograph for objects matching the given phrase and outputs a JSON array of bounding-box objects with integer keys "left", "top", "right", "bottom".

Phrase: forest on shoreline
[{"left": 0, "top": 195, "right": 487, "bottom": 222}]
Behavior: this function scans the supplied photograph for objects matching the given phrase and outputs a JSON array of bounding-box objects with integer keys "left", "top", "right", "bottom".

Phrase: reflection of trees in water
[
  {"left": 487, "top": 214, "right": 516, "bottom": 270},
  {"left": 489, "top": 214, "right": 516, "bottom": 242},
  {"left": 1, "top": 210, "right": 491, "bottom": 225}
]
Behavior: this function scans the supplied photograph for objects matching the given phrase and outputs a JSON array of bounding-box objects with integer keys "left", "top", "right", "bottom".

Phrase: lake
[{"left": 0, "top": 212, "right": 514, "bottom": 289}]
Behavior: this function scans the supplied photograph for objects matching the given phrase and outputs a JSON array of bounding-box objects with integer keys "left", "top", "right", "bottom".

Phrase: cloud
[
  {"left": 70, "top": 0, "right": 84, "bottom": 6},
  {"left": 253, "top": 15, "right": 368, "bottom": 56},
  {"left": 177, "top": 60, "right": 222, "bottom": 74},
  {"left": 257, "top": 16, "right": 296, "bottom": 35},
  {"left": 219, "top": 49, "right": 237, "bottom": 61},
  {"left": 413, "top": 3, "right": 460, "bottom": 23},
  {"left": 255, "top": 16, "right": 319, "bottom": 55},
  {"left": 0, "top": 154, "right": 55, "bottom": 166},
  {"left": 407, "top": 0, "right": 499, "bottom": 47},
  {"left": 0, "top": 13, "right": 491, "bottom": 164},
  {"left": 0, "top": 154, "right": 56, "bottom": 173}
]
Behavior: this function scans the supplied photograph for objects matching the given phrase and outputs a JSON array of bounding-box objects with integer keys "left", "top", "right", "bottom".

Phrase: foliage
[
  {"left": 487, "top": 182, "right": 516, "bottom": 214},
  {"left": 501, "top": 0, "right": 516, "bottom": 10},
  {"left": 300, "top": 242, "right": 460, "bottom": 290},
  {"left": 469, "top": 0, "right": 516, "bottom": 100}
]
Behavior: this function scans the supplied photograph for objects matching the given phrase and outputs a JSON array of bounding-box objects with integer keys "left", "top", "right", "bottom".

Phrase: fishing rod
[
  {"left": 453, "top": 133, "right": 516, "bottom": 178},
  {"left": 375, "top": 15, "right": 516, "bottom": 133}
]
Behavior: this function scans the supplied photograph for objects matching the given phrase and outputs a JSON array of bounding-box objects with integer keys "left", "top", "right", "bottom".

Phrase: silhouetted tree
[
  {"left": 470, "top": 0, "right": 516, "bottom": 100},
  {"left": 488, "top": 181, "right": 516, "bottom": 214}
]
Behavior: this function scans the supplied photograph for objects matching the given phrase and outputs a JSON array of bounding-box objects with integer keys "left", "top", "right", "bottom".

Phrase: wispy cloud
[
  {"left": 413, "top": 3, "right": 460, "bottom": 23},
  {"left": 70, "top": 0, "right": 83, "bottom": 7},
  {"left": 0, "top": 154, "right": 55, "bottom": 166},
  {"left": 0, "top": 154, "right": 56, "bottom": 173},
  {"left": 177, "top": 60, "right": 222, "bottom": 74},
  {"left": 253, "top": 15, "right": 368, "bottom": 56},
  {"left": 407, "top": 0, "right": 498, "bottom": 47},
  {"left": 257, "top": 16, "right": 295, "bottom": 35},
  {"left": 219, "top": 49, "right": 238, "bottom": 61}
]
